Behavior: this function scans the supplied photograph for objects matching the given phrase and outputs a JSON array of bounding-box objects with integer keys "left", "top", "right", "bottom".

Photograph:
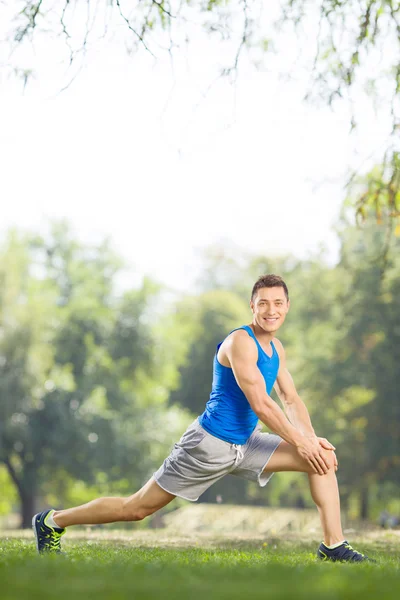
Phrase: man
[{"left": 33, "top": 274, "right": 372, "bottom": 562}]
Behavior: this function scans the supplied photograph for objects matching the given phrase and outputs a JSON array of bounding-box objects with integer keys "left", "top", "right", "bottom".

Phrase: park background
[{"left": 0, "top": 0, "right": 399, "bottom": 536}]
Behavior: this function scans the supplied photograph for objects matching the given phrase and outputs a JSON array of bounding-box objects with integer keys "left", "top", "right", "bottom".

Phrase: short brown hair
[{"left": 251, "top": 274, "right": 289, "bottom": 301}]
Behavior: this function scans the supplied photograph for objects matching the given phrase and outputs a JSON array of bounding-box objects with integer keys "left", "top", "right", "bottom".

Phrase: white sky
[{"left": 0, "top": 2, "right": 393, "bottom": 291}]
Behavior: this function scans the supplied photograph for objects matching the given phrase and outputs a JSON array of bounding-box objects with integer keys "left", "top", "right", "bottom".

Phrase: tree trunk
[
  {"left": 20, "top": 489, "right": 36, "bottom": 529},
  {"left": 4, "top": 457, "right": 37, "bottom": 528},
  {"left": 360, "top": 485, "right": 369, "bottom": 521}
]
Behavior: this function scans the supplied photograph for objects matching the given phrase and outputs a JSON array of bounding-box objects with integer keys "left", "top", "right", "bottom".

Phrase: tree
[
  {"left": 0, "top": 466, "right": 18, "bottom": 519},
  {"left": 332, "top": 216, "right": 400, "bottom": 518},
  {"left": 169, "top": 288, "right": 249, "bottom": 415},
  {"left": 278, "top": 1, "right": 400, "bottom": 222},
  {"left": 281, "top": 215, "right": 400, "bottom": 519},
  {"left": 3, "top": 2, "right": 399, "bottom": 213},
  {"left": 0, "top": 223, "right": 189, "bottom": 527}
]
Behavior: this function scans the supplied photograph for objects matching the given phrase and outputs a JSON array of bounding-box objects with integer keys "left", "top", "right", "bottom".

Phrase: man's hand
[
  {"left": 305, "top": 436, "right": 339, "bottom": 472},
  {"left": 295, "top": 436, "right": 332, "bottom": 475},
  {"left": 317, "top": 437, "right": 338, "bottom": 471},
  {"left": 317, "top": 436, "right": 335, "bottom": 451}
]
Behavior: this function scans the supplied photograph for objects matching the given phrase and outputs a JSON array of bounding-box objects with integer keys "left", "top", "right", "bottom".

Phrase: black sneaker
[
  {"left": 32, "top": 509, "right": 65, "bottom": 554},
  {"left": 317, "top": 540, "right": 374, "bottom": 562}
]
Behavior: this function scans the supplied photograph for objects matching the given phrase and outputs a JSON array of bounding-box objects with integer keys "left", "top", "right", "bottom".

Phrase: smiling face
[{"left": 250, "top": 286, "right": 290, "bottom": 334}]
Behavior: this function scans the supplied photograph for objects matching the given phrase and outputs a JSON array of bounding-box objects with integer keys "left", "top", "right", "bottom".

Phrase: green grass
[{"left": 0, "top": 531, "right": 399, "bottom": 600}]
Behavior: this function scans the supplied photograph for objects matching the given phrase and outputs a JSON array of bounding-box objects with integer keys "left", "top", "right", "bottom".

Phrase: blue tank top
[{"left": 199, "top": 325, "right": 280, "bottom": 445}]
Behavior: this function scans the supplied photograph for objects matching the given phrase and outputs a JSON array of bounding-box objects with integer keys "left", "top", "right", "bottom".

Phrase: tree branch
[
  {"left": 3, "top": 457, "right": 23, "bottom": 496},
  {"left": 14, "top": 0, "right": 44, "bottom": 43},
  {"left": 115, "top": 0, "right": 155, "bottom": 56},
  {"left": 222, "top": 0, "right": 250, "bottom": 78},
  {"left": 152, "top": 0, "right": 176, "bottom": 19}
]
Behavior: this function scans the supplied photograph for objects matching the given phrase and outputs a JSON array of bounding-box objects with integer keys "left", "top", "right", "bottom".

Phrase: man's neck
[{"left": 249, "top": 321, "right": 274, "bottom": 343}]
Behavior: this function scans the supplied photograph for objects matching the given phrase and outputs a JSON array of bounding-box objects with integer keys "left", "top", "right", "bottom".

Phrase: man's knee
[
  {"left": 306, "top": 448, "right": 336, "bottom": 475},
  {"left": 121, "top": 499, "right": 155, "bottom": 522},
  {"left": 325, "top": 449, "right": 336, "bottom": 469},
  {"left": 318, "top": 448, "right": 336, "bottom": 473}
]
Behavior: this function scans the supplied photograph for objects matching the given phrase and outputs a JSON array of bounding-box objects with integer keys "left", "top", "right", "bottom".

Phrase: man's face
[{"left": 250, "top": 286, "right": 289, "bottom": 334}]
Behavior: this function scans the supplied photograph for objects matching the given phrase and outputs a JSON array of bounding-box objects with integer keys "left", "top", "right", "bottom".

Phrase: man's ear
[
  {"left": 249, "top": 300, "right": 255, "bottom": 312},
  {"left": 287, "top": 299, "right": 290, "bottom": 312}
]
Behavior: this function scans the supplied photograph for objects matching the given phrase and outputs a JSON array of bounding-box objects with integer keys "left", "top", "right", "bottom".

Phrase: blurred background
[{"left": 0, "top": 0, "right": 399, "bottom": 531}]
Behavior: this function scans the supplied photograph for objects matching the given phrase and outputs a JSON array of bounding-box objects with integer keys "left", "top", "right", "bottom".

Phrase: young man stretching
[{"left": 33, "top": 274, "right": 372, "bottom": 561}]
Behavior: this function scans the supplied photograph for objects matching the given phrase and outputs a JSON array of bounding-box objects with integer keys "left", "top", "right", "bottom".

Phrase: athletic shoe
[
  {"left": 32, "top": 509, "right": 65, "bottom": 554},
  {"left": 317, "top": 540, "right": 374, "bottom": 562}
]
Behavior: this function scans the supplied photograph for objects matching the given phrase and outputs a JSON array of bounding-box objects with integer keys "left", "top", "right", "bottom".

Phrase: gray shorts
[{"left": 153, "top": 418, "right": 283, "bottom": 501}]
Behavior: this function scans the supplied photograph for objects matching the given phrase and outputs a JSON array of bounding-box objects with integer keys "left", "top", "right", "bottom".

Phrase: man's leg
[
  {"left": 33, "top": 478, "right": 175, "bottom": 553},
  {"left": 53, "top": 477, "right": 175, "bottom": 528},
  {"left": 264, "top": 442, "right": 343, "bottom": 546}
]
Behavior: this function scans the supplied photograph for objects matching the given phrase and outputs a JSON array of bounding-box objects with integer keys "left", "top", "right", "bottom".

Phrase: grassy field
[{"left": 1, "top": 528, "right": 399, "bottom": 600}]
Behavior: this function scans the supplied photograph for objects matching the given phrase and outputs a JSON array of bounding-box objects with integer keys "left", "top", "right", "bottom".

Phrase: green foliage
[
  {"left": 2, "top": 197, "right": 400, "bottom": 524},
  {"left": 169, "top": 289, "right": 249, "bottom": 414},
  {"left": 0, "top": 466, "right": 18, "bottom": 516},
  {"left": 348, "top": 158, "right": 400, "bottom": 226},
  {"left": 0, "top": 223, "right": 189, "bottom": 526},
  {"left": 283, "top": 217, "right": 400, "bottom": 516}
]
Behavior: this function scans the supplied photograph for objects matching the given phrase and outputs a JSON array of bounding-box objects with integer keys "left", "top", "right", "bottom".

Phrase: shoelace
[
  {"left": 39, "top": 526, "right": 64, "bottom": 552},
  {"left": 49, "top": 530, "right": 64, "bottom": 552},
  {"left": 343, "top": 543, "right": 365, "bottom": 559},
  {"left": 232, "top": 444, "right": 244, "bottom": 466}
]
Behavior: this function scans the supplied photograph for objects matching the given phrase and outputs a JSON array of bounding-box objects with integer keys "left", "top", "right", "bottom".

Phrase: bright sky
[{"left": 0, "top": 2, "right": 392, "bottom": 291}]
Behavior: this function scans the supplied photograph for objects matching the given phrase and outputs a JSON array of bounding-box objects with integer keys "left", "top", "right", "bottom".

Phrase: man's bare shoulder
[
  {"left": 224, "top": 329, "right": 257, "bottom": 356},
  {"left": 226, "top": 329, "right": 252, "bottom": 346}
]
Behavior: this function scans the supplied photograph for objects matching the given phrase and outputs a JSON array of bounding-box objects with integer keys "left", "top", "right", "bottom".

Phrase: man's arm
[
  {"left": 225, "top": 331, "right": 331, "bottom": 475},
  {"left": 273, "top": 338, "right": 337, "bottom": 465},
  {"left": 273, "top": 339, "right": 315, "bottom": 437}
]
